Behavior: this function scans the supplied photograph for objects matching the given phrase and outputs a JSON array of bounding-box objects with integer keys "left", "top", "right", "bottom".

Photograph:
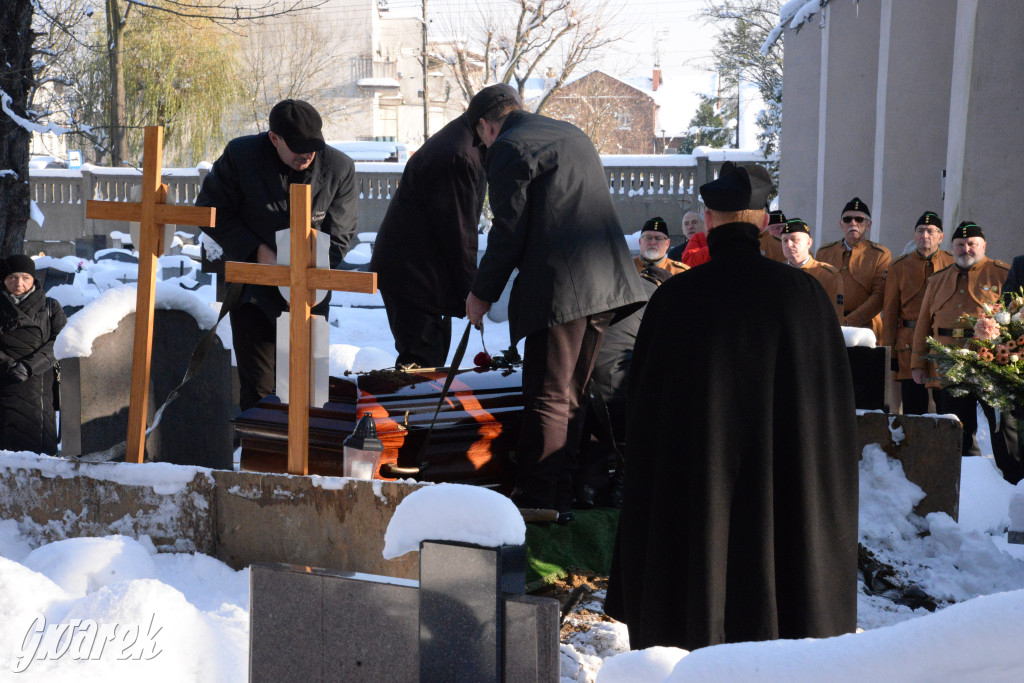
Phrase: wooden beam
[
  {"left": 85, "top": 198, "right": 213, "bottom": 227},
  {"left": 224, "top": 262, "right": 290, "bottom": 288},
  {"left": 288, "top": 184, "right": 314, "bottom": 476},
  {"left": 125, "top": 127, "right": 165, "bottom": 464},
  {"left": 306, "top": 269, "right": 377, "bottom": 293}
]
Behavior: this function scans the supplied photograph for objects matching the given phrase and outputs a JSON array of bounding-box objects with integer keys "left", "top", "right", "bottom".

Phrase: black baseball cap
[
  {"left": 269, "top": 99, "right": 325, "bottom": 154},
  {"left": 466, "top": 84, "right": 523, "bottom": 146}
]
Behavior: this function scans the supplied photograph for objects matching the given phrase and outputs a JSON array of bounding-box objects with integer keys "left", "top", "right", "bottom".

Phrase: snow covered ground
[{"left": 2, "top": 252, "right": 1024, "bottom": 680}]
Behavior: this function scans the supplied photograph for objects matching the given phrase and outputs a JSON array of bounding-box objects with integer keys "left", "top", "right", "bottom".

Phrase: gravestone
[
  {"left": 74, "top": 234, "right": 107, "bottom": 260},
  {"left": 37, "top": 267, "right": 76, "bottom": 292},
  {"left": 60, "top": 308, "right": 233, "bottom": 468},
  {"left": 848, "top": 346, "right": 891, "bottom": 411},
  {"left": 94, "top": 249, "right": 139, "bottom": 264},
  {"left": 249, "top": 540, "right": 558, "bottom": 682}
]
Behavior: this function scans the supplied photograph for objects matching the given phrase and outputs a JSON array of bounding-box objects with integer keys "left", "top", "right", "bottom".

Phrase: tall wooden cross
[
  {"left": 85, "top": 126, "right": 216, "bottom": 465},
  {"left": 225, "top": 184, "right": 377, "bottom": 475}
]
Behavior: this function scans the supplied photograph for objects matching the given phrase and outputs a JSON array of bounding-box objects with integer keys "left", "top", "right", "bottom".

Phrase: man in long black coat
[
  {"left": 464, "top": 84, "right": 647, "bottom": 515},
  {"left": 197, "top": 100, "right": 358, "bottom": 409},
  {"left": 370, "top": 114, "right": 486, "bottom": 368},
  {"left": 605, "top": 162, "right": 860, "bottom": 650}
]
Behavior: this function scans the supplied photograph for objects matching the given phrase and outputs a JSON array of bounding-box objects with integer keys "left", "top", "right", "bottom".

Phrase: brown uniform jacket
[
  {"left": 758, "top": 231, "right": 786, "bottom": 263},
  {"left": 881, "top": 249, "right": 955, "bottom": 380},
  {"left": 911, "top": 256, "right": 1010, "bottom": 387},
  {"left": 817, "top": 239, "right": 892, "bottom": 339},
  {"left": 798, "top": 258, "right": 844, "bottom": 320},
  {"left": 633, "top": 254, "right": 689, "bottom": 277}
]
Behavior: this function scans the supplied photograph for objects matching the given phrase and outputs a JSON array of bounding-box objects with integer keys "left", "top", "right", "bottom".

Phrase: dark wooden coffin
[{"left": 234, "top": 367, "right": 523, "bottom": 487}]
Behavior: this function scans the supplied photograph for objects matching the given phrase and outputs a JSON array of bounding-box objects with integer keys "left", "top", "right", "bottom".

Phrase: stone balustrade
[{"left": 26, "top": 150, "right": 771, "bottom": 258}]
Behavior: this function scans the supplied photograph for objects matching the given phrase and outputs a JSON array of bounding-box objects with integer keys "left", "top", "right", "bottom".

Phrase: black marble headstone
[
  {"left": 37, "top": 268, "right": 76, "bottom": 292},
  {"left": 60, "top": 308, "right": 233, "bottom": 468},
  {"left": 847, "top": 346, "right": 891, "bottom": 411}
]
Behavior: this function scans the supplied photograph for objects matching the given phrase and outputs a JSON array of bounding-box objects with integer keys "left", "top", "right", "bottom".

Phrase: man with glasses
[
  {"left": 912, "top": 222, "right": 1011, "bottom": 465},
  {"left": 816, "top": 197, "right": 892, "bottom": 339},
  {"left": 881, "top": 211, "right": 953, "bottom": 414},
  {"left": 635, "top": 217, "right": 688, "bottom": 277}
]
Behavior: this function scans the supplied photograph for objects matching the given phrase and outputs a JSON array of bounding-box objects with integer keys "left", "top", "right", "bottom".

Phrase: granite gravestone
[
  {"left": 249, "top": 540, "right": 558, "bottom": 682},
  {"left": 60, "top": 308, "right": 233, "bottom": 468}
]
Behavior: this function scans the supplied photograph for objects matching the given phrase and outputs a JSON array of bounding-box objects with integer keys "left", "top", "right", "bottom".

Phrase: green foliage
[
  {"left": 677, "top": 94, "right": 735, "bottom": 154},
  {"left": 699, "top": 0, "right": 783, "bottom": 172},
  {"left": 119, "top": 5, "right": 242, "bottom": 165},
  {"left": 925, "top": 292, "right": 1024, "bottom": 411}
]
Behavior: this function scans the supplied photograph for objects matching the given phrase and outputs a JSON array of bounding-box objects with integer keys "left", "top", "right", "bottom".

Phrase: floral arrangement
[{"left": 925, "top": 290, "right": 1024, "bottom": 411}]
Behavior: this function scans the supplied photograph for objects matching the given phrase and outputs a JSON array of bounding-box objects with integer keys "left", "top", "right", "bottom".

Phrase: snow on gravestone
[{"left": 55, "top": 284, "right": 233, "bottom": 468}]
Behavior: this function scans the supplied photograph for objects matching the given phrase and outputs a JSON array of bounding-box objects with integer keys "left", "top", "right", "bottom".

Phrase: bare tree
[{"left": 437, "top": 0, "right": 626, "bottom": 112}]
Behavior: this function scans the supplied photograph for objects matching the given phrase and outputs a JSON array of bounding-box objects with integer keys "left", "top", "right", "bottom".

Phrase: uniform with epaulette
[
  {"left": 816, "top": 198, "right": 892, "bottom": 339},
  {"left": 881, "top": 211, "right": 955, "bottom": 413},
  {"left": 911, "top": 221, "right": 1010, "bottom": 458},
  {"left": 634, "top": 216, "right": 690, "bottom": 279},
  {"left": 780, "top": 218, "right": 844, "bottom": 319}
]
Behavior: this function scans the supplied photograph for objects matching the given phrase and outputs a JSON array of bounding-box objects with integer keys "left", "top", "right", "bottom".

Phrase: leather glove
[{"left": 8, "top": 363, "right": 29, "bottom": 383}]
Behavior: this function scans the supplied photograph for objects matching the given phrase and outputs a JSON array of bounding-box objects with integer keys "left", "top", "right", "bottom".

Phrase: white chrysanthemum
[{"left": 995, "top": 310, "right": 1011, "bottom": 325}]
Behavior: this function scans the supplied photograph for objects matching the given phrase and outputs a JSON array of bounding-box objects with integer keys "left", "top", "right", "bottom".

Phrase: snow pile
[
  {"left": 1010, "top": 482, "right": 1024, "bottom": 534},
  {"left": 842, "top": 326, "right": 876, "bottom": 348},
  {"left": 382, "top": 484, "right": 526, "bottom": 559},
  {"left": 959, "top": 456, "right": 1018, "bottom": 534},
  {"left": 0, "top": 534, "right": 248, "bottom": 680},
  {"left": 663, "top": 588, "right": 1024, "bottom": 681},
  {"left": 596, "top": 646, "right": 686, "bottom": 682},
  {"left": 32, "top": 255, "right": 81, "bottom": 273},
  {"left": 55, "top": 283, "right": 220, "bottom": 359}
]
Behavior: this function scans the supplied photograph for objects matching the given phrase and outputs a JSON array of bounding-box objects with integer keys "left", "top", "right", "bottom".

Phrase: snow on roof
[
  {"left": 357, "top": 77, "right": 401, "bottom": 88},
  {"left": 54, "top": 283, "right": 219, "bottom": 360},
  {"left": 382, "top": 483, "right": 526, "bottom": 559}
]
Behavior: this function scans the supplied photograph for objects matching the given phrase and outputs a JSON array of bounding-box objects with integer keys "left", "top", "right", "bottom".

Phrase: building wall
[
  {"left": 872, "top": 0, "right": 956, "bottom": 254},
  {"left": 817, "top": 0, "right": 881, "bottom": 248},
  {"left": 951, "top": 0, "right": 1024, "bottom": 261}
]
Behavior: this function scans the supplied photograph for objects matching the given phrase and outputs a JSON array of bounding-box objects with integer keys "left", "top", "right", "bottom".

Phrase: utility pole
[{"left": 421, "top": 0, "right": 429, "bottom": 143}]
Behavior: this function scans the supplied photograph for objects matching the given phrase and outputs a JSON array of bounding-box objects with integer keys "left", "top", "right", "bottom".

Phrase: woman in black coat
[{"left": 0, "top": 255, "right": 67, "bottom": 455}]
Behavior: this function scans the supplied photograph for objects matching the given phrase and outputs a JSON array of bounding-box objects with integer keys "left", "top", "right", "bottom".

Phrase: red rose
[{"left": 474, "top": 352, "right": 492, "bottom": 368}]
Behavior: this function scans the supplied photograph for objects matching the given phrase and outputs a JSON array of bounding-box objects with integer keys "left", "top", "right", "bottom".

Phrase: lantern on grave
[{"left": 343, "top": 414, "right": 383, "bottom": 479}]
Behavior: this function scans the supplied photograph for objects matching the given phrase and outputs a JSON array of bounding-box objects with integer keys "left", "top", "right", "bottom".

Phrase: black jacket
[
  {"left": 370, "top": 115, "right": 486, "bottom": 315},
  {"left": 471, "top": 110, "right": 646, "bottom": 342},
  {"left": 0, "top": 286, "right": 66, "bottom": 454},
  {"left": 1003, "top": 254, "right": 1024, "bottom": 303},
  {"left": 197, "top": 133, "right": 358, "bottom": 318},
  {"left": 605, "top": 222, "right": 859, "bottom": 650}
]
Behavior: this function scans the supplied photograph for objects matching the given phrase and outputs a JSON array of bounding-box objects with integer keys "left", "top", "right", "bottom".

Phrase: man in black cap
[
  {"left": 197, "top": 99, "right": 358, "bottom": 410},
  {"left": 606, "top": 161, "right": 859, "bottom": 651},
  {"left": 758, "top": 209, "right": 787, "bottom": 263},
  {"left": 634, "top": 217, "right": 688, "bottom": 278},
  {"left": 370, "top": 109, "right": 488, "bottom": 369},
  {"left": 881, "top": 211, "right": 953, "bottom": 415},
  {"left": 780, "top": 217, "right": 844, "bottom": 319},
  {"left": 816, "top": 197, "right": 891, "bottom": 339},
  {"left": 912, "top": 222, "right": 1018, "bottom": 480},
  {"left": 463, "top": 83, "right": 647, "bottom": 519}
]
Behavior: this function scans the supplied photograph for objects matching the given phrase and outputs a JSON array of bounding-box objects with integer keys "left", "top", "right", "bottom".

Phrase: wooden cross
[
  {"left": 225, "top": 184, "right": 377, "bottom": 475},
  {"left": 85, "top": 126, "right": 216, "bottom": 465}
]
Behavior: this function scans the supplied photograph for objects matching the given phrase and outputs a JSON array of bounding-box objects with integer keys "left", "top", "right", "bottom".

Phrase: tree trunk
[
  {"left": 106, "top": 0, "right": 127, "bottom": 166},
  {"left": 0, "top": 0, "right": 34, "bottom": 259}
]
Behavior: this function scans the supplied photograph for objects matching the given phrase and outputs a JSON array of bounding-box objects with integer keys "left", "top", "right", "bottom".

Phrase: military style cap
[
  {"left": 841, "top": 197, "right": 871, "bottom": 217},
  {"left": 951, "top": 221, "right": 984, "bottom": 240},
  {"left": 916, "top": 211, "right": 943, "bottom": 230},
  {"left": 767, "top": 210, "right": 787, "bottom": 225},
  {"left": 466, "top": 84, "right": 523, "bottom": 146},
  {"left": 699, "top": 161, "right": 774, "bottom": 211},
  {"left": 642, "top": 216, "right": 669, "bottom": 236},
  {"left": 781, "top": 218, "right": 810, "bottom": 235},
  {"left": 269, "top": 99, "right": 325, "bottom": 154}
]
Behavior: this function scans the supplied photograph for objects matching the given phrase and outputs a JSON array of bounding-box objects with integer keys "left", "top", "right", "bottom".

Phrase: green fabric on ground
[{"left": 525, "top": 508, "right": 620, "bottom": 590}]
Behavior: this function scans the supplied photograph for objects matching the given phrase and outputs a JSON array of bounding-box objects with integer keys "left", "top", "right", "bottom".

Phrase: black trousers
[
  {"left": 381, "top": 291, "right": 452, "bottom": 368},
  {"left": 230, "top": 302, "right": 276, "bottom": 412},
  {"left": 934, "top": 388, "right": 1024, "bottom": 483},
  {"left": 514, "top": 311, "right": 614, "bottom": 511}
]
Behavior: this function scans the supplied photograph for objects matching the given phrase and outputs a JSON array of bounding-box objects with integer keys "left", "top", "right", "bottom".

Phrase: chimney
[{"left": 652, "top": 68, "right": 661, "bottom": 92}]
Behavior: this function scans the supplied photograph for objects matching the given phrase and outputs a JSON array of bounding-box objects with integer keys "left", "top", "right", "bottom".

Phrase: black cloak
[{"left": 605, "top": 222, "right": 859, "bottom": 651}]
